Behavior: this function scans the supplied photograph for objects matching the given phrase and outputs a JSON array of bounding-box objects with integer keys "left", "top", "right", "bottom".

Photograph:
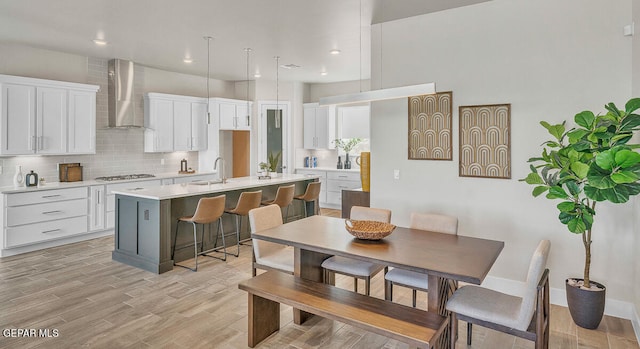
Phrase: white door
[
  {"left": 151, "top": 99, "right": 174, "bottom": 152},
  {"left": 303, "top": 106, "right": 316, "bottom": 149},
  {"left": 236, "top": 103, "right": 251, "bottom": 130},
  {"left": 89, "top": 185, "right": 106, "bottom": 231},
  {"left": 314, "top": 106, "right": 329, "bottom": 149},
  {"left": 259, "top": 101, "right": 290, "bottom": 174},
  {"left": 68, "top": 90, "right": 96, "bottom": 154},
  {"left": 1, "top": 83, "right": 36, "bottom": 154},
  {"left": 36, "top": 87, "right": 67, "bottom": 154}
]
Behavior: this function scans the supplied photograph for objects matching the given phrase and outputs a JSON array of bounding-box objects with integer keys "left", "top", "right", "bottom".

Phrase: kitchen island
[{"left": 111, "top": 174, "right": 319, "bottom": 273}]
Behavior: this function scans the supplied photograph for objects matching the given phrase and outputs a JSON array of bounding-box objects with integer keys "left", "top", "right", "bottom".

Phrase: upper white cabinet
[
  {"left": 213, "top": 98, "right": 252, "bottom": 131},
  {"left": 0, "top": 74, "right": 99, "bottom": 155},
  {"left": 144, "top": 93, "right": 208, "bottom": 152},
  {"left": 303, "top": 103, "right": 335, "bottom": 149},
  {"left": 337, "top": 105, "right": 370, "bottom": 139}
]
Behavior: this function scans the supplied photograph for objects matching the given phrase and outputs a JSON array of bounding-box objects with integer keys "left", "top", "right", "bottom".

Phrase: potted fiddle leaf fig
[{"left": 522, "top": 98, "right": 640, "bottom": 329}]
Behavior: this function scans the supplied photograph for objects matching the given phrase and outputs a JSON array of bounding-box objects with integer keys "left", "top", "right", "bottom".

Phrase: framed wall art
[
  {"left": 459, "top": 104, "right": 511, "bottom": 179},
  {"left": 408, "top": 91, "right": 452, "bottom": 160}
]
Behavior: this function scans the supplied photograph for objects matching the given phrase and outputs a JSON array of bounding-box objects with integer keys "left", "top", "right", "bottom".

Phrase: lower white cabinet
[
  {"left": 326, "top": 171, "right": 361, "bottom": 206},
  {"left": 3, "top": 187, "right": 89, "bottom": 249},
  {"left": 89, "top": 185, "right": 106, "bottom": 232}
]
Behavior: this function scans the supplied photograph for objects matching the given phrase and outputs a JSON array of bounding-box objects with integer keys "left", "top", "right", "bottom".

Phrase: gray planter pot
[{"left": 565, "top": 278, "right": 606, "bottom": 329}]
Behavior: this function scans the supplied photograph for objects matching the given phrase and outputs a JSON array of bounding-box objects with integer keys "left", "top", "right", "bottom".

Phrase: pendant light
[
  {"left": 204, "top": 36, "right": 213, "bottom": 123},
  {"left": 244, "top": 48, "right": 252, "bottom": 127},
  {"left": 318, "top": 1, "right": 435, "bottom": 106},
  {"left": 274, "top": 55, "right": 281, "bottom": 129}
]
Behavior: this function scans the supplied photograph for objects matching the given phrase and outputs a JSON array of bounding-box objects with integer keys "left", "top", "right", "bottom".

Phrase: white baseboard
[{"left": 481, "top": 275, "right": 635, "bottom": 320}]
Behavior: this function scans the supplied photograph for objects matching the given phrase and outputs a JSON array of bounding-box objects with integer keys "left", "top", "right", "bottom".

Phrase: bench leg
[{"left": 248, "top": 293, "right": 279, "bottom": 348}]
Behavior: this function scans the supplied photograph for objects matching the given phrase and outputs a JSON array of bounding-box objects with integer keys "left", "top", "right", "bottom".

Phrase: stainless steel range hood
[{"left": 108, "top": 59, "right": 142, "bottom": 128}]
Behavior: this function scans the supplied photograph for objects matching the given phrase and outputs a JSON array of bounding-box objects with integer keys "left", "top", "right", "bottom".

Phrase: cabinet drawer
[
  {"left": 296, "top": 170, "right": 327, "bottom": 181},
  {"left": 327, "top": 171, "right": 360, "bottom": 181},
  {"left": 5, "top": 216, "right": 88, "bottom": 248},
  {"left": 7, "top": 198, "right": 88, "bottom": 226},
  {"left": 6, "top": 187, "right": 88, "bottom": 206},
  {"left": 327, "top": 179, "right": 361, "bottom": 192},
  {"left": 106, "top": 180, "right": 162, "bottom": 195}
]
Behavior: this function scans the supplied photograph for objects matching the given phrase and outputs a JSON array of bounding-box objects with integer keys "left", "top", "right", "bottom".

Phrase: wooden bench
[{"left": 238, "top": 271, "right": 448, "bottom": 348}]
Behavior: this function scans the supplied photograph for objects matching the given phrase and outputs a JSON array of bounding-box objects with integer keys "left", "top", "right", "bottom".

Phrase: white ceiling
[{"left": 0, "top": 0, "right": 489, "bottom": 83}]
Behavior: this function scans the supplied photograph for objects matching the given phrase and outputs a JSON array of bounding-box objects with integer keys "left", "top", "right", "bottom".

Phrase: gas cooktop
[{"left": 95, "top": 174, "right": 156, "bottom": 182}]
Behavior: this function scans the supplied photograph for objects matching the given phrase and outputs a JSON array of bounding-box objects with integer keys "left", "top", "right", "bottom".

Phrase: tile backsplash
[{"left": 0, "top": 58, "right": 198, "bottom": 187}]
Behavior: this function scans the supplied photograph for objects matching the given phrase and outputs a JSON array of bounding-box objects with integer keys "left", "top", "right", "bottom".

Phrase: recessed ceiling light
[
  {"left": 330, "top": 49, "right": 341, "bottom": 55},
  {"left": 92, "top": 39, "right": 108, "bottom": 46},
  {"left": 183, "top": 58, "right": 193, "bottom": 63},
  {"left": 254, "top": 73, "right": 261, "bottom": 78},
  {"left": 321, "top": 71, "right": 328, "bottom": 76}
]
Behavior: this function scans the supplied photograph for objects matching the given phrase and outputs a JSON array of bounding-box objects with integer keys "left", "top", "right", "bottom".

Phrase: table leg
[
  {"left": 293, "top": 247, "right": 333, "bottom": 324},
  {"left": 428, "top": 275, "right": 458, "bottom": 349}
]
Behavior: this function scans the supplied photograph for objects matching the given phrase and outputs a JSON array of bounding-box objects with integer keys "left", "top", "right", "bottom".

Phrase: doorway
[{"left": 258, "top": 101, "right": 291, "bottom": 173}]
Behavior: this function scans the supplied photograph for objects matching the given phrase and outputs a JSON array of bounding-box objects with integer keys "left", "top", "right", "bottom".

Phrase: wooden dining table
[{"left": 251, "top": 215, "right": 505, "bottom": 348}]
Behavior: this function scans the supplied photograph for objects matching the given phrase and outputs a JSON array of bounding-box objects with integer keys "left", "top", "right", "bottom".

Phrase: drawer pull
[
  {"left": 42, "top": 210, "right": 63, "bottom": 215},
  {"left": 42, "top": 195, "right": 62, "bottom": 198},
  {"left": 339, "top": 186, "right": 349, "bottom": 189},
  {"left": 42, "top": 229, "right": 61, "bottom": 234},
  {"left": 128, "top": 188, "right": 144, "bottom": 191}
]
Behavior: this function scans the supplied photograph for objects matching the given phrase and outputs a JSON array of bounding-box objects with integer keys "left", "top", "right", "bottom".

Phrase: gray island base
[{"left": 111, "top": 174, "right": 319, "bottom": 273}]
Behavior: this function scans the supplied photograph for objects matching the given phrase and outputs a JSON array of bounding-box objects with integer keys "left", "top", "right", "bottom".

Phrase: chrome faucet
[{"left": 214, "top": 157, "right": 227, "bottom": 184}]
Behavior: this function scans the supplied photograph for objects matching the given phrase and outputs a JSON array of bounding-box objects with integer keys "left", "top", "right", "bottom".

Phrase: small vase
[
  {"left": 344, "top": 153, "right": 351, "bottom": 169},
  {"left": 13, "top": 165, "right": 24, "bottom": 188}
]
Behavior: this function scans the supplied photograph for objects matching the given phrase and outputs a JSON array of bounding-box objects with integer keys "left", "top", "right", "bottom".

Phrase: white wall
[
  {"left": 370, "top": 0, "right": 636, "bottom": 312},
  {"left": 307, "top": 79, "right": 370, "bottom": 102}
]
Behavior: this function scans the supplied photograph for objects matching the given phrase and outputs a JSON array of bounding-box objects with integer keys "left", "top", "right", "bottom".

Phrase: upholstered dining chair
[
  {"left": 248, "top": 204, "right": 294, "bottom": 276},
  {"left": 321, "top": 206, "right": 391, "bottom": 295},
  {"left": 446, "top": 239, "right": 551, "bottom": 349},
  {"left": 261, "top": 184, "right": 295, "bottom": 222},
  {"left": 293, "top": 181, "right": 322, "bottom": 217},
  {"left": 384, "top": 212, "right": 458, "bottom": 307}
]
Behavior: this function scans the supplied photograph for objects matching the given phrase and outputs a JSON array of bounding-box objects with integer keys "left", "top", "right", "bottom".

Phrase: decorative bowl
[{"left": 345, "top": 219, "right": 396, "bottom": 240}]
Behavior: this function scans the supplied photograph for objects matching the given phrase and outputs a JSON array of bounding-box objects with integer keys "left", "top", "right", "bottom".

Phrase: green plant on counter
[
  {"left": 266, "top": 151, "right": 281, "bottom": 172},
  {"left": 333, "top": 138, "right": 362, "bottom": 153},
  {"left": 521, "top": 98, "right": 640, "bottom": 288}
]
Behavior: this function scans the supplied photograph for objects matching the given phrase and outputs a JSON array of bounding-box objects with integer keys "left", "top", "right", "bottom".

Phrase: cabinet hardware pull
[
  {"left": 42, "top": 210, "right": 63, "bottom": 214},
  {"left": 42, "top": 194, "right": 62, "bottom": 198},
  {"left": 38, "top": 136, "right": 43, "bottom": 150},
  {"left": 42, "top": 229, "right": 61, "bottom": 234},
  {"left": 97, "top": 191, "right": 101, "bottom": 204},
  {"left": 247, "top": 115, "right": 250, "bottom": 126}
]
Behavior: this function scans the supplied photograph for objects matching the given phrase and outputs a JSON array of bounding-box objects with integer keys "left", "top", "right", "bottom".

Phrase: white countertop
[
  {"left": 0, "top": 171, "right": 217, "bottom": 194},
  {"left": 296, "top": 167, "right": 360, "bottom": 173},
  {"left": 112, "top": 174, "right": 320, "bottom": 200}
]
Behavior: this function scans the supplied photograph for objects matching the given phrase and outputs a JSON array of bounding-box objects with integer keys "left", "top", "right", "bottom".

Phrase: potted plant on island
[
  {"left": 522, "top": 98, "right": 640, "bottom": 329},
  {"left": 259, "top": 151, "right": 281, "bottom": 178},
  {"left": 333, "top": 138, "right": 362, "bottom": 169}
]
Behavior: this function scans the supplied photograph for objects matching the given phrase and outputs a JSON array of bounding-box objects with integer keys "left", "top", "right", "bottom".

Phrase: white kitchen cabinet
[
  {"left": 214, "top": 98, "right": 252, "bottom": 131},
  {"left": 89, "top": 185, "right": 106, "bottom": 232},
  {"left": 326, "top": 171, "right": 361, "bottom": 207},
  {"left": 337, "top": 105, "right": 370, "bottom": 139},
  {"left": 0, "top": 74, "right": 99, "bottom": 156},
  {"left": 68, "top": 90, "right": 97, "bottom": 154},
  {"left": 303, "top": 103, "right": 335, "bottom": 149},
  {"left": 144, "top": 93, "right": 208, "bottom": 152},
  {"left": 3, "top": 187, "right": 89, "bottom": 249}
]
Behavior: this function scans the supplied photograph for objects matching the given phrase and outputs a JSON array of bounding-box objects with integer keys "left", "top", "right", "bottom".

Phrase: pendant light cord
[
  {"left": 359, "top": 0, "right": 362, "bottom": 93},
  {"left": 245, "top": 48, "right": 251, "bottom": 123},
  {"left": 204, "top": 36, "right": 213, "bottom": 123}
]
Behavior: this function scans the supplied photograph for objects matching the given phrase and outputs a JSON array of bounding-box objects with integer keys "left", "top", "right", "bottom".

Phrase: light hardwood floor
[{"left": 0, "top": 208, "right": 637, "bottom": 348}]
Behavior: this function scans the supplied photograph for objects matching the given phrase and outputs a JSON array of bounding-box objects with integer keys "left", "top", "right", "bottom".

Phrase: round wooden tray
[{"left": 345, "top": 219, "right": 396, "bottom": 240}]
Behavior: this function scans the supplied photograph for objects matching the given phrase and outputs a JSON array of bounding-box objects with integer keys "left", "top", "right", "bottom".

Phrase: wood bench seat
[{"left": 238, "top": 271, "right": 448, "bottom": 348}]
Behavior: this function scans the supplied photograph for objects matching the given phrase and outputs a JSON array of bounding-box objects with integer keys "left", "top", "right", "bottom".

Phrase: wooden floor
[{"left": 0, "top": 208, "right": 637, "bottom": 349}]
